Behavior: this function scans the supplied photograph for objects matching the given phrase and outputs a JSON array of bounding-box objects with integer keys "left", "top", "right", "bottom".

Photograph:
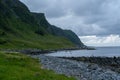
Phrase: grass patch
[
  {"left": 0, "top": 17, "right": 75, "bottom": 50},
  {"left": 0, "top": 52, "right": 75, "bottom": 80},
  {"left": 0, "top": 33, "right": 75, "bottom": 50}
]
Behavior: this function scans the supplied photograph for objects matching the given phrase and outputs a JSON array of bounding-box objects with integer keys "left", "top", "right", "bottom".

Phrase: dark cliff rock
[
  {"left": 0, "top": 0, "right": 87, "bottom": 49},
  {"left": 32, "top": 13, "right": 85, "bottom": 47}
]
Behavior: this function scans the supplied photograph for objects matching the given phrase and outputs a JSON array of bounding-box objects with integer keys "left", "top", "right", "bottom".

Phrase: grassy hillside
[
  {"left": 0, "top": 0, "right": 77, "bottom": 50},
  {"left": 0, "top": 52, "right": 75, "bottom": 80},
  {"left": 0, "top": 16, "right": 74, "bottom": 50},
  {"left": 32, "top": 13, "right": 85, "bottom": 47},
  {"left": 0, "top": 0, "right": 86, "bottom": 50}
]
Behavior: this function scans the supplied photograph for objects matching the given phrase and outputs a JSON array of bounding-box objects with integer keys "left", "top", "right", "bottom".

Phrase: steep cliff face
[
  {"left": 0, "top": 0, "right": 86, "bottom": 49},
  {"left": 32, "top": 13, "right": 85, "bottom": 47}
]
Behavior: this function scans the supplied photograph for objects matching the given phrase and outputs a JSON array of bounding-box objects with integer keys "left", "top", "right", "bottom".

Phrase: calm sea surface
[{"left": 46, "top": 47, "right": 120, "bottom": 57}]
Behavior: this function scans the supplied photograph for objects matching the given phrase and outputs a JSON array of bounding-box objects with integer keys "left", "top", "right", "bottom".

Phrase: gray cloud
[
  {"left": 20, "top": 0, "right": 120, "bottom": 36},
  {"left": 20, "top": 0, "right": 68, "bottom": 18}
]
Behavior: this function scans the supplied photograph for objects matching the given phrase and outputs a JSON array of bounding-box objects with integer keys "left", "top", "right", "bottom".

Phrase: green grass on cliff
[
  {"left": 0, "top": 18, "right": 75, "bottom": 50},
  {"left": 0, "top": 52, "right": 75, "bottom": 80},
  {"left": 0, "top": 32, "right": 75, "bottom": 50},
  {"left": 0, "top": 0, "right": 82, "bottom": 50}
]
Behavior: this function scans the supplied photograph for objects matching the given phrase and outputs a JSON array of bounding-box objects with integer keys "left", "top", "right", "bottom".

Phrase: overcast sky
[{"left": 20, "top": 0, "right": 120, "bottom": 46}]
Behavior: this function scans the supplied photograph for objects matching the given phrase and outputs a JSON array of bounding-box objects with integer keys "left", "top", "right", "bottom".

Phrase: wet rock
[{"left": 32, "top": 55, "right": 120, "bottom": 80}]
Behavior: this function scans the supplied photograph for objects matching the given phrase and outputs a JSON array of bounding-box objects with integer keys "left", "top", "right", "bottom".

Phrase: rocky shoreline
[
  {"left": 61, "top": 57, "right": 120, "bottom": 73},
  {"left": 32, "top": 55, "right": 120, "bottom": 80},
  {"left": 0, "top": 47, "right": 95, "bottom": 55}
]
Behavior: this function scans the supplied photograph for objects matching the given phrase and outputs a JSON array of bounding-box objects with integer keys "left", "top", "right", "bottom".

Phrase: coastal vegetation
[
  {"left": 0, "top": 0, "right": 85, "bottom": 50},
  {"left": 0, "top": 0, "right": 87, "bottom": 80},
  {"left": 0, "top": 52, "right": 75, "bottom": 80}
]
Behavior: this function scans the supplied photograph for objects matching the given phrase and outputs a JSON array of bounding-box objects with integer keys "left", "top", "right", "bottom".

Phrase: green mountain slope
[
  {"left": 0, "top": 0, "right": 86, "bottom": 50},
  {"left": 32, "top": 13, "right": 85, "bottom": 47}
]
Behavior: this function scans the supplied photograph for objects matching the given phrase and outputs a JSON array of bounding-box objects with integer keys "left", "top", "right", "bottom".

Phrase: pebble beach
[{"left": 33, "top": 55, "right": 120, "bottom": 80}]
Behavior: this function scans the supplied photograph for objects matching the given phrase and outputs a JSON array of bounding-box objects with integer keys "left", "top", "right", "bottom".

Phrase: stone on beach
[{"left": 32, "top": 55, "right": 120, "bottom": 80}]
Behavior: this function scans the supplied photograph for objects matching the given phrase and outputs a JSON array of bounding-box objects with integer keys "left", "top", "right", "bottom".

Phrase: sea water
[{"left": 46, "top": 47, "right": 120, "bottom": 57}]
